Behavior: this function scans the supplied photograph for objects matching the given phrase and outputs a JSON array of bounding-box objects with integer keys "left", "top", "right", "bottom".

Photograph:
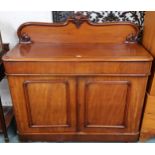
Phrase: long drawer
[{"left": 3, "top": 61, "right": 152, "bottom": 75}]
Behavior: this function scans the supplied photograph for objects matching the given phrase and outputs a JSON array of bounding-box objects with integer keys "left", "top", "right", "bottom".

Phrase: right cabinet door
[{"left": 78, "top": 76, "right": 147, "bottom": 134}]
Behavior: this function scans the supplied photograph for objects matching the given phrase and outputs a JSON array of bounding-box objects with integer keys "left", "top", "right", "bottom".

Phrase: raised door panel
[
  {"left": 24, "top": 80, "right": 70, "bottom": 128},
  {"left": 78, "top": 77, "right": 147, "bottom": 133},
  {"left": 8, "top": 76, "right": 76, "bottom": 133},
  {"left": 83, "top": 81, "right": 128, "bottom": 128}
]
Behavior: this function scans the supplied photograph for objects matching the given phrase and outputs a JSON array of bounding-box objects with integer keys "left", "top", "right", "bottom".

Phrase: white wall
[{"left": 0, "top": 11, "right": 52, "bottom": 48}]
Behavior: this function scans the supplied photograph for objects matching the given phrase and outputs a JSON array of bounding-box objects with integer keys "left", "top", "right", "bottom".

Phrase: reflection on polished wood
[{"left": 3, "top": 43, "right": 152, "bottom": 61}]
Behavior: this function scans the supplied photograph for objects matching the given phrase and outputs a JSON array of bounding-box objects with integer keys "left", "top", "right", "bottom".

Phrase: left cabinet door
[{"left": 8, "top": 76, "right": 77, "bottom": 133}]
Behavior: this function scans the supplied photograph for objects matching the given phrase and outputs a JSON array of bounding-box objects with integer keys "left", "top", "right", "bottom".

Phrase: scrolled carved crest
[{"left": 69, "top": 12, "right": 88, "bottom": 28}]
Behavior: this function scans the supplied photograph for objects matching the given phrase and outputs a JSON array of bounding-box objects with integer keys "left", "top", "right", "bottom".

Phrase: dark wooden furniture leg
[
  {"left": 0, "top": 40, "right": 11, "bottom": 142},
  {"left": 0, "top": 97, "right": 9, "bottom": 142}
]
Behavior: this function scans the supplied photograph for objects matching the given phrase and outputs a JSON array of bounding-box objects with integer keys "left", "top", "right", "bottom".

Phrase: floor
[
  {"left": 0, "top": 79, "right": 155, "bottom": 143},
  {"left": 0, "top": 120, "right": 18, "bottom": 143}
]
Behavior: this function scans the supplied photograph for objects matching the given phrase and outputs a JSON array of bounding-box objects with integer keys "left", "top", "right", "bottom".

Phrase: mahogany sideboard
[{"left": 2, "top": 14, "right": 153, "bottom": 142}]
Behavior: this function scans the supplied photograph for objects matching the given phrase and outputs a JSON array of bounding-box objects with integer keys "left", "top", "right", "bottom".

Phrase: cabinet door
[
  {"left": 78, "top": 77, "right": 147, "bottom": 133},
  {"left": 8, "top": 76, "right": 77, "bottom": 133}
]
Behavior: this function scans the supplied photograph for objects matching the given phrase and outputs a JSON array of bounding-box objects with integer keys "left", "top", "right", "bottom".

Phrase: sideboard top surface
[{"left": 3, "top": 43, "right": 153, "bottom": 62}]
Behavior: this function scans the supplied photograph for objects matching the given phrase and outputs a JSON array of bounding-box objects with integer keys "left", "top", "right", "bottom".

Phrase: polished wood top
[{"left": 3, "top": 43, "right": 153, "bottom": 62}]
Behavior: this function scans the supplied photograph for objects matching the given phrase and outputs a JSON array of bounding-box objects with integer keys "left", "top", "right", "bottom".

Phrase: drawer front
[{"left": 4, "top": 61, "right": 151, "bottom": 75}]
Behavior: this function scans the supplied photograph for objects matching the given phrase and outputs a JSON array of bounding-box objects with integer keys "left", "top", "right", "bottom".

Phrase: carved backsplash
[{"left": 52, "top": 11, "right": 145, "bottom": 42}]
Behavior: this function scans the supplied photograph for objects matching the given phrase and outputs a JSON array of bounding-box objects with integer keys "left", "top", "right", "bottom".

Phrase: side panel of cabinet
[
  {"left": 78, "top": 77, "right": 148, "bottom": 133},
  {"left": 8, "top": 76, "right": 77, "bottom": 133}
]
